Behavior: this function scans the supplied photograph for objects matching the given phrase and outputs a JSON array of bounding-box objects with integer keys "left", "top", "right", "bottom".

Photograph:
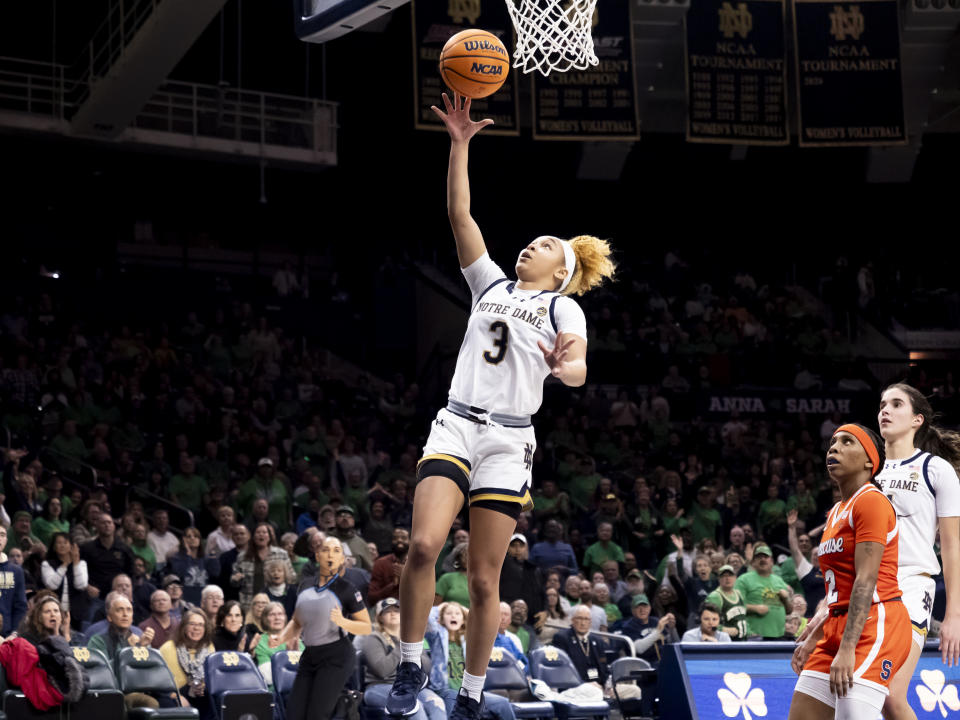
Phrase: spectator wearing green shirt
[
  {"left": 593, "top": 583, "right": 622, "bottom": 625},
  {"left": 688, "top": 486, "right": 722, "bottom": 546},
  {"left": 49, "top": 420, "right": 87, "bottom": 474},
  {"left": 785, "top": 477, "right": 818, "bottom": 525},
  {"left": 6, "top": 511, "right": 43, "bottom": 556},
  {"left": 706, "top": 565, "right": 748, "bottom": 640},
  {"left": 237, "top": 458, "right": 291, "bottom": 530},
  {"left": 659, "top": 498, "right": 690, "bottom": 557},
  {"left": 568, "top": 456, "right": 602, "bottom": 511},
  {"left": 434, "top": 544, "right": 469, "bottom": 608},
  {"left": 32, "top": 497, "right": 70, "bottom": 548},
  {"left": 756, "top": 482, "right": 787, "bottom": 546},
  {"left": 197, "top": 441, "right": 230, "bottom": 490},
  {"left": 733, "top": 544, "right": 792, "bottom": 639},
  {"left": 507, "top": 599, "right": 535, "bottom": 653},
  {"left": 582, "top": 522, "right": 625, "bottom": 575},
  {"left": 129, "top": 523, "right": 158, "bottom": 574},
  {"left": 531, "top": 478, "right": 572, "bottom": 524},
  {"left": 168, "top": 457, "right": 209, "bottom": 514},
  {"left": 292, "top": 425, "right": 328, "bottom": 473}
]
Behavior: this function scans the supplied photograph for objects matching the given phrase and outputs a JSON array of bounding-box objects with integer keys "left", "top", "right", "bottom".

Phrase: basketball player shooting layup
[{"left": 385, "top": 92, "right": 615, "bottom": 720}]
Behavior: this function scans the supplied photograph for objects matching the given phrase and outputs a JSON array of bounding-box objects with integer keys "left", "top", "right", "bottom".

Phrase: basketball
[{"left": 439, "top": 29, "right": 510, "bottom": 99}]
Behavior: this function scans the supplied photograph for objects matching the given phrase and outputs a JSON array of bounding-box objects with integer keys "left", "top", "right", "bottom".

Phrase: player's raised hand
[
  {"left": 430, "top": 93, "right": 494, "bottom": 143},
  {"left": 538, "top": 334, "right": 576, "bottom": 377}
]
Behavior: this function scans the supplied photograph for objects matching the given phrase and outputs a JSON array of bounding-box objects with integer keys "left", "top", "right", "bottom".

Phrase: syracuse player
[{"left": 790, "top": 424, "right": 912, "bottom": 720}]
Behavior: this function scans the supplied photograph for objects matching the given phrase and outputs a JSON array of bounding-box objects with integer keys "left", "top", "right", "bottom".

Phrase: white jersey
[
  {"left": 449, "top": 253, "right": 587, "bottom": 418},
  {"left": 875, "top": 449, "right": 960, "bottom": 579}
]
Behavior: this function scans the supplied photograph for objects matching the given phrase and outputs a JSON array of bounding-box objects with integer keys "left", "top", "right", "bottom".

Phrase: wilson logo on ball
[
  {"left": 463, "top": 40, "right": 508, "bottom": 56},
  {"left": 470, "top": 63, "right": 503, "bottom": 75}
]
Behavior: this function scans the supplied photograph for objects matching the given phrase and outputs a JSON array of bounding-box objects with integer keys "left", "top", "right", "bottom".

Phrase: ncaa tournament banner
[
  {"left": 531, "top": 1, "right": 640, "bottom": 141},
  {"left": 794, "top": 0, "right": 906, "bottom": 146},
  {"left": 412, "top": 0, "right": 519, "bottom": 136},
  {"left": 685, "top": 0, "right": 788, "bottom": 145}
]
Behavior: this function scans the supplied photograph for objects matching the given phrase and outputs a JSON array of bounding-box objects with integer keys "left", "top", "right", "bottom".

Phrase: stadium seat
[
  {"left": 270, "top": 650, "right": 302, "bottom": 720},
  {"left": 0, "top": 663, "right": 60, "bottom": 720},
  {"left": 484, "top": 647, "right": 554, "bottom": 719},
  {"left": 116, "top": 646, "right": 199, "bottom": 720},
  {"left": 204, "top": 650, "right": 274, "bottom": 720},
  {"left": 609, "top": 657, "right": 655, "bottom": 720},
  {"left": 68, "top": 646, "right": 126, "bottom": 720},
  {"left": 529, "top": 647, "right": 610, "bottom": 720}
]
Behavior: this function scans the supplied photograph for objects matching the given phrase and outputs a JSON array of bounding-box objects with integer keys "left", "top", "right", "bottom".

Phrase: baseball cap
[
  {"left": 718, "top": 564, "right": 736, "bottom": 575},
  {"left": 753, "top": 544, "right": 772, "bottom": 557},
  {"left": 697, "top": 485, "right": 712, "bottom": 494},
  {"left": 258, "top": 457, "right": 274, "bottom": 467},
  {"left": 337, "top": 505, "right": 356, "bottom": 516},
  {"left": 602, "top": 493, "right": 618, "bottom": 501},
  {"left": 509, "top": 533, "right": 527, "bottom": 545},
  {"left": 376, "top": 598, "right": 400, "bottom": 615},
  {"left": 626, "top": 569, "right": 643, "bottom": 580},
  {"left": 631, "top": 594, "right": 650, "bottom": 607},
  {"left": 161, "top": 574, "right": 183, "bottom": 588}
]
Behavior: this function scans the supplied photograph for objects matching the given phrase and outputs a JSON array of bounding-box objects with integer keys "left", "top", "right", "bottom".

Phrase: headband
[
  {"left": 558, "top": 239, "right": 577, "bottom": 292},
  {"left": 833, "top": 423, "right": 881, "bottom": 477}
]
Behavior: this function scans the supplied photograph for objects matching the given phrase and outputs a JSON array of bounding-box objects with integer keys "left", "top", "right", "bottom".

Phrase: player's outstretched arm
[{"left": 430, "top": 92, "right": 494, "bottom": 268}]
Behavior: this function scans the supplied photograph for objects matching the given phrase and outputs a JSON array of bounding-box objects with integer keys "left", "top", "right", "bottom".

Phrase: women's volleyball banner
[
  {"left": 411, "top": 0, "right": 519, "bottom": 136},
  {"left": 685, "top": 0, "right": 789, "bottom": 145},
  {"left": 794, "top": 0, "right": 906, "bottom": 146},
  {"left": 531, "top": 1, "right": 640, "bottom": 141}
]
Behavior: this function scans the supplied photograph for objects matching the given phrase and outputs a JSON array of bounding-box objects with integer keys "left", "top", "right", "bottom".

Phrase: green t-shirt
[
  {"left": 32, "top": 517, "right": 70, "bottom": 548},
  {"left": 131, "top": 541, "right": 158, "bottom": 574},
  {"left": 168, "top": 473, "right": 209, "bottom": 512},
  {"left": 513, "top": 625, "right": 531, "bottom": 652},
  {"left": 568, "top": 472, "right": 601, "bottom": 510},
  {"left": 757, "top": 498, "right": 786, "bottom": 534},
  {"left": 448, "top": 641, "right": 465, "bottom": 690},
  {"left": 436, "top": 571, "right": 470, "bottom": 608},
  {"left": 237, "top": 477, "right": 291, "bottom": 528},
  {"left": 688, "top": 504, "right": 722, "bottom": 545},
  {"left": 778, "top": 557, "right": 802, "bottom": 593},
  {"left": 603, "top": 603, "right": 622, "bottom": 625},
  {"left": 706, "top": 588, "right": 749, "bottom": 640},
  {"left": 735, "top": 571, "right": 790, "bottom": 638},
  {"left": 582, "top": 541, "right": 625, "bottom": 575}
]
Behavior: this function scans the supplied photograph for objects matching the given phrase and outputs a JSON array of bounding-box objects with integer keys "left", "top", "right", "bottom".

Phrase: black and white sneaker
[
  {"left": 449, "top": 689, "right": 485, "bottom": 720},
  {"left": 386, "top": 662, "right": 428, "bottom": 717}
]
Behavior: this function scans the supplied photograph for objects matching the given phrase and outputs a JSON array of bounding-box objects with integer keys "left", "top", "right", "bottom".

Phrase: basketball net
[{"left": 505, "top": 0, "right": 600, "bottom": 75}]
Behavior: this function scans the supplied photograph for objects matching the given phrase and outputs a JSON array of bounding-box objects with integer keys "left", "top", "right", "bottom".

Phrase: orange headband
[{"left": 834, "top": 423, "right": 880, "bottom": 477}]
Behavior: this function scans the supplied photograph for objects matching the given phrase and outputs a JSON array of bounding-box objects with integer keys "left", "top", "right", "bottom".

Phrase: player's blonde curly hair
[{"left": 563, "top": 235, "right": 616, "bottom": 296}]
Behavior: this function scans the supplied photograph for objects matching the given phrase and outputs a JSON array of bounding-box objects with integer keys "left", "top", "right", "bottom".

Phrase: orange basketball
[{"left": 439, "top": 29, "right": 510, "bottom": 99}]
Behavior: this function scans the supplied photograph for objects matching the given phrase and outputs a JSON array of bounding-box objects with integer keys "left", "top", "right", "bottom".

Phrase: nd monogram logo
[
  {"left": 448, "top": 0, "right": 481, "bottom": 24},
  {"left": 718, "top": 2, "right": 753, "bottom": 39},
  {"left": 73, "top": 647, "right": 91, "bottom": 663},
  {"left": 829, "top": 5, "right": 864, "bottom": 41},
  {"left": 523, "top": 443, "right": 533, "bottom": 471},
  {"left": 223, "top": 652, "right": 240, "bottom": 667},
  {"left": 544, "top": 647, "right": 559, "bottom": 662},
  {"left": 490, "top": 648, "right": 504, "bottom": 662},
  {"left": 132, "top": 647, "right": 149, "bottom": 662},
  {"left": 287, "top": 651, "right": 302, "bottom": 664}
]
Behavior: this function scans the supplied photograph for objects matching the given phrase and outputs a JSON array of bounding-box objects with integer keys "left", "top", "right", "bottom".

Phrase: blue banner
[
  {"left": 685, "top": 0, "right": 788, "bottom": 145},
  {"left": 794, "top": 0, "right": 907, "bottom": 145},
  {"left": 411, "top": 0, "right": 520, "bottom": 135},
  {"left": 661, "top": 642, "right": 960, "bottom": 720},
  {"left": 531, "top": 0, "right": 640, "bottom": 141}
]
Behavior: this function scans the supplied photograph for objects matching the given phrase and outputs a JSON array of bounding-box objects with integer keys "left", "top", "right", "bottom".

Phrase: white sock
[
  {"left": 460, "top": 671, "right": 485, "bottom": 702},
  {"left": 400, "top": 641, "right": 423, "bottom": 667}
]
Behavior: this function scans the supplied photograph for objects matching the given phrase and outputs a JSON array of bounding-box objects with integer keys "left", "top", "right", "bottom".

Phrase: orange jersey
[{"left": 817, "top": 483, "right": 901, "bottom": 609}]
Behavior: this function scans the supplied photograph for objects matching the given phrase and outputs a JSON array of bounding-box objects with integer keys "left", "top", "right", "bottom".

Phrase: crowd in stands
[{"left": 0, "top": 251, "right": 954, "bottom": 718}]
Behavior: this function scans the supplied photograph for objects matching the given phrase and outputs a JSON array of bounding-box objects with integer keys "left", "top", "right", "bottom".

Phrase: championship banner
[
  {"left": 412, "top": 0, "right": 519, "bottom": 136},
  {"left": 531, "top": 1, "right": 639, "bottom": 141},
  {"left": 685, "top": 0, "right": 788, "bottom": 145},
  {"left": 794, "top": 0, "right": 906, "bottom": 146}
]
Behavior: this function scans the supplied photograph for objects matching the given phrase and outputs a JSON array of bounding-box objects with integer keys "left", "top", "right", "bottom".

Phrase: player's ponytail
[
  {"left": 885, "top": 383, "right": 960, "bottom": 474},
  {"left": 562, "top": 235, "right": 616, "bottom": 297}
]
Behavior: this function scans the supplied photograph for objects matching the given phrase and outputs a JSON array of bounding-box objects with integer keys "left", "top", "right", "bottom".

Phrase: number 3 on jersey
[
  {"left": 483, "top": 321, "right": 509, "bottom": 365},
  {"left": 825, "top": 569, "right": 838, "bottom": 605}
]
